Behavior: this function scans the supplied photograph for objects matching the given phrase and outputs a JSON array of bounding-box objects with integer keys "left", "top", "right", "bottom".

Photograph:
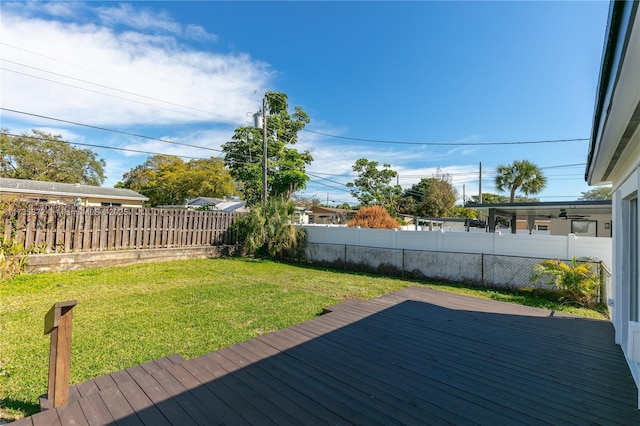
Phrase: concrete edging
[{"left": 25, "top": 246, "right": 241, "bottom": 273}]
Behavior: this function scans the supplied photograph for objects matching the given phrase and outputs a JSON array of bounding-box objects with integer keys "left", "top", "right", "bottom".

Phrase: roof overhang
[
  {"left": 0, "top": 187, "right": 148, "bottom": 202},
  {"left": 586, "top": 1, "right": 640, "bottom": 185},
  {"left": 472, "top": 201, "right": 612, "bottom": 219}
]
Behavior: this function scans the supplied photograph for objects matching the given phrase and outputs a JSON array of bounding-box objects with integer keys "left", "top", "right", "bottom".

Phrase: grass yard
[{"left": 0, "top": 257, "right": 607, "bottom": 420}]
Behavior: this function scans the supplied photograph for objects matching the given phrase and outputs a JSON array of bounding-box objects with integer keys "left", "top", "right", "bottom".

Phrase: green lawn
[{"left": 0, "top": 257, "right": 607, "bottom": 420}]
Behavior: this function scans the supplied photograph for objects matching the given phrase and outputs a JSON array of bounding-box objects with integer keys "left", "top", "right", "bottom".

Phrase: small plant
[
  {"left": 532, "top": 257, "right": 600, "bottom": 308},
  {"left": 1, "top": 200, "right": 28, "bottom": 281},
  {"left": 347, "top": 206, "right": 400, "bottom": 229}
]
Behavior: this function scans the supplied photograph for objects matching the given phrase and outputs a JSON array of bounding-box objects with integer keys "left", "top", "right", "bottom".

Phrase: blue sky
[{"left": 0, "top": 1, "right": 610, "bottom": 206}]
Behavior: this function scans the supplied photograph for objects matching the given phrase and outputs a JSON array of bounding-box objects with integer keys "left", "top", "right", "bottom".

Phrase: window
[
  {"left": 101, "top": 202, "right": 122, "bottom": 207},
  {"left": 535, "top": 224, "right": 549, "bottom": 231},
  {"left": 571, "top": 220, "right": 597, "bottom": 237}
]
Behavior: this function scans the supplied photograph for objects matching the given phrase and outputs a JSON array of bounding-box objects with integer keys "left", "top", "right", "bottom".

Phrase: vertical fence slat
[
  {"left": 45, "top": 206, "right": 55, "bottom": 252},
  {"left": 121, "top": 210, "right": 130, "bottom": 249},
  {"left": 24, "top": 207, "right": 38, "bottom": 250}
]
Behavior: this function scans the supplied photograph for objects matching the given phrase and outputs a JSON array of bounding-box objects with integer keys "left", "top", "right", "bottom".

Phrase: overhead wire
[
  {"left": 1, "top": 68, "right": 216, "bottom": 120},
  {"left": 2, "top": 50, "right": 592, "bottom": 150},
  {"left": 1, "top": 108, "right": 225, "bottom": 153},
  {"left": 0, "top": 132, "right": 205, "bottom": 160},
  {"left": 2, "top": 59, "right": 234, "bottom": 119},
  {"left": 302, "top": 129, "right": 589, "bottom": 146},
  {"left": 2, "top": 57, "right": 592, "bottom": 199}
]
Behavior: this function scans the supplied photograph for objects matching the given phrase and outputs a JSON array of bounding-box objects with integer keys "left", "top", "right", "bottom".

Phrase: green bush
[
  {"left": 531, "top": 257, "right": 600, "bottom": 308},
  {"left": 233, "top": 197, "right": 305, "bottom": 259},
  {"left": 0, "top": 200, "right": 30, "bottom": 282}
]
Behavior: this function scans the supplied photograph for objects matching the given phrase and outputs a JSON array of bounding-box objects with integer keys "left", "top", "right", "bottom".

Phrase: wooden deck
[{"left": 13, "top": 287, "right": 639, "bottom": 425}]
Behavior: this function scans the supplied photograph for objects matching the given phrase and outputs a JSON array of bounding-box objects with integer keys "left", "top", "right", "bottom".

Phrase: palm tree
[{"left": 495, "top": 160, "right": 547, "bottom": 203}]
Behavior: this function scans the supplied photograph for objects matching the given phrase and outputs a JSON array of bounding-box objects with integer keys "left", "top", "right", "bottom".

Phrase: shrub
[
  {"left": 0, "top": 200, "right": 30, "bottom": 282},
  {"left": 233, "top": 197, "right": 305, "bottom": 259},
  {"left": 347, "top": 206, "right": 400, "bottom": 229},
  {"left": 531, "top": 257, "right": 600, "bottom": 308}
]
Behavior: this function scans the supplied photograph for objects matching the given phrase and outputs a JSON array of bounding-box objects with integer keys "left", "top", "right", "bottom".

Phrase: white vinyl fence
[
  {"left": 303, "top": 225, "right": 612, "bottom": 268},
  {"left": 302, "top": 225, "right": 612, "bottom": 292}
]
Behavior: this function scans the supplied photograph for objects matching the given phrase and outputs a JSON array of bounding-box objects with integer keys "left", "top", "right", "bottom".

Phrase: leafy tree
[
  {"left": 335, "top": 202, "right": 354, "bottom": 210},
  {"left": 450, "top": 206, "right": 478, "bottom": 219},
  {"left": 233, "top": 197, "right": 305, "bottom": 258},
  {"left": 402, "top": 170, "right": 459, "bottom": 217},
  {"left": 347, "top": 206, "right": 400, "bottom": 229},
  {"left": 291, "top": 194, "right": 322, "bottom": 209},
  {"left": 222, "top": 92, "right": 312, "bottom": 206},
  {"left": 117, "top": 154, "right": 236, "bottom": 206},
  {"left": 466, "top": 193, "right": 539, "bottom": 205},
  {"left": 495, "top": 160, "right": 547, "bottom": 203},
  {"left": 346, "top": 158, "right": 402, "bottom": 216},
  {"left": 1, "top": 129, "right": 105, "bottom": 185},
  {"left": 579, "top": 186, "right": 612, "bottom": 201}
]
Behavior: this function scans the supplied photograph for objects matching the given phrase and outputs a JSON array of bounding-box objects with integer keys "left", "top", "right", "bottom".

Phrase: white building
[{"left": 585, "top": 0, "right": 640, "bottom": 407}]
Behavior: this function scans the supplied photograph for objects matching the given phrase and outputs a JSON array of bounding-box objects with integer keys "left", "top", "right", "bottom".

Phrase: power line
[
  {"left": 2, "top": 59, "right": 232, "bottom": 119},
  {"left": 303, "top": 129, "right": 589, "bottom": 146},
  {"left": 0, "top": 42, "right": 87, "bottom": 69},
  {"left": 1, "top": 108, "right": 224, "bottom": 153},
  {"left": 1, "top": 68, "right": 215, "bottom": 120},
  {"left": 0, "top": 132, "right": 205, "bottom": 160}
]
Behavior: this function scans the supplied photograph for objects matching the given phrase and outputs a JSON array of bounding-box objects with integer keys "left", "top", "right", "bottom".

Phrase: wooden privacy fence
[{"left": 2, "top": 203, "right": 242, "bottom": 253}]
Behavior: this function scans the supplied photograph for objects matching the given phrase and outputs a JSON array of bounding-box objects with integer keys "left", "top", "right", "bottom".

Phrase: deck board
[
  {"left": 76, "top": 393, "right": 114, "bottom": 425},
  {"left": 16, "top": 286, "right": 639, "bottom": 425}
]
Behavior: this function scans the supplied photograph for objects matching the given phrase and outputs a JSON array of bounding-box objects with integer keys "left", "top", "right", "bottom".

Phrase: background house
[
  {"left": 474, "top": 200, "right": 612, "bottom": 237},
  {"left": 0, "top": 177, "right": 148, "bottom": 207},
  {"left": 158, "top": 197, "right": 248, "bottom": 213},
  {"left": 308, "top": 207, "right": 356, "bottom": 225},
  {"left": 585, "top": 0, "right": 640, "bottom": 407}
]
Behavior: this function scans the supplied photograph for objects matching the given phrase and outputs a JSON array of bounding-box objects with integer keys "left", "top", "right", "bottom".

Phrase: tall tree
[
  {"left": 117, "top": 154, "right": 236, "bottom": 206},
  {"left": 495, "top": 160, "right": 547, "bottom": 203},
  {"left": 346, "top": 158, "right": 402, "bottom": 215},
  {"left": 402, "top": 170, "right": 459, "bottom": 217},
  {"left": 222, "top": 92, "right": 313, "bottom": 206},
  {"left": 1, "top": 129, "right": 105, "bottom": 185},
  {"left": 579, "top": 186, "right": 612, "bottom": 201}
]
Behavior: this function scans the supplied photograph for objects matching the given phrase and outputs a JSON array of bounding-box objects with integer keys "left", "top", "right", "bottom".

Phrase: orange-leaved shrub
[{"left": 347, "top": 206, "right": 401, "bottom": 229}]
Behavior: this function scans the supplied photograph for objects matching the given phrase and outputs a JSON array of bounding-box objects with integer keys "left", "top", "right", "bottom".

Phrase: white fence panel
[
  {"left": 396, "top": 230, "right": 440, "bottom": 250},
  {"left": 358, "top": 228, "right": 399, "bottom": 248},
  {"left": 302, "top": 225, "right": 612, "bottom": 268}
]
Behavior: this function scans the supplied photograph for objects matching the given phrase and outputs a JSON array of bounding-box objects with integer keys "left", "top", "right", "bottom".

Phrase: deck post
[{"left": 41, "top": 300, "right": 77, "bottom": 410}]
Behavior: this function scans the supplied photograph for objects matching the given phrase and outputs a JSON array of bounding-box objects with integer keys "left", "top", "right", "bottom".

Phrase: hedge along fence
[{"left": 1, "top": 202, "right": 243, "bottom": 253}]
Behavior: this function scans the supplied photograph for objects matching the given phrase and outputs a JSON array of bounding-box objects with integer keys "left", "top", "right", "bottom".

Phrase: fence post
[
  {"left": 567, "top": 233, "right": 576, "bottom": 260},
  {"left": 41, "top": 300, "right": 77, "bottom": 410}
]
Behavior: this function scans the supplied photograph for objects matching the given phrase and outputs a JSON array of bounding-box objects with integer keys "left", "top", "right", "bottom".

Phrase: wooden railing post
[{"left": 41, "top": 300, "right": 77, "bottom": 410}]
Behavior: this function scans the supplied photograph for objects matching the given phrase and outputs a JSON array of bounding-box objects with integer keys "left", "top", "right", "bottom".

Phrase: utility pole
[
  {"left": 463, "top": 183, "right": 466, "bottom": 206},
  {"left": 253, "top": 94, "right": 269, "bottom": 205},
  {"left": 262, "top": 95, "right": 268, "bottom": 204},
  {"left": 479, "top": 161, "right": 482, "bottom": 204}
]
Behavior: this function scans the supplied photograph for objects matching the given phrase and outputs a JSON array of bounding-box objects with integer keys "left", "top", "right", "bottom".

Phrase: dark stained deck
[{"left": 13, "top": 287, "right": 639, "bottom": 425}]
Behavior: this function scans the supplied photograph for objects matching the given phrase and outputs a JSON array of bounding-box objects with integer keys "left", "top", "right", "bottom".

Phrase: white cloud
[
  {"left": 185, "top": 24, "right": 218, "bottom": 43},
  {"left": 96, "top": 3, "right": 181, "bottom": 35},
  {"left": 0, "top": 4, "right": 270, "bottom": 127}
]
